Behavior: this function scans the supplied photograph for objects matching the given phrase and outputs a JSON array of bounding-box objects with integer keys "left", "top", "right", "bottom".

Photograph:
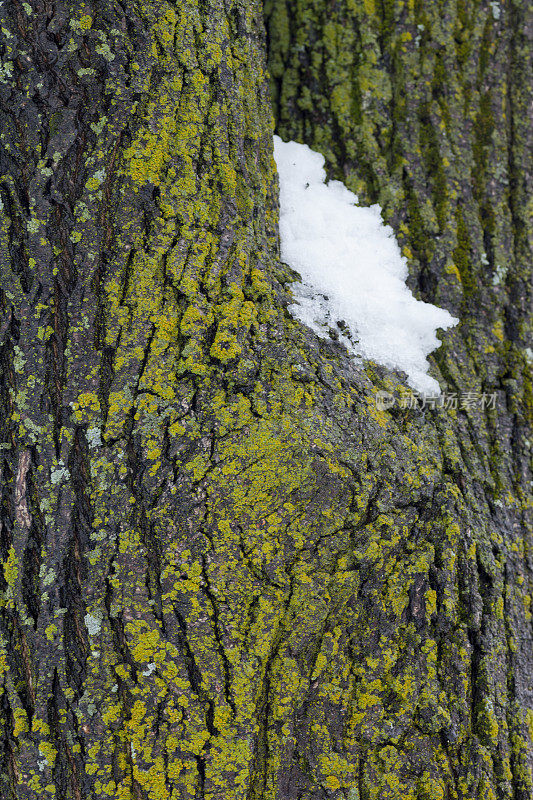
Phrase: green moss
[
  {"left": 419, "top": 105, "right": 448, "bottom": 231},
  {"left": 453, "top": 207, "right": 476, "bottom": 297}
]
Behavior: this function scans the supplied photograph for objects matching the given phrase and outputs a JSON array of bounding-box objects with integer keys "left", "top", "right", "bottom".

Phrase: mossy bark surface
[{"left": 0, "top": 1, "right": 531, "bottom": 799}]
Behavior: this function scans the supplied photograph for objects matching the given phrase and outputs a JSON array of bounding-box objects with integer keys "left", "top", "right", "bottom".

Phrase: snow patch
[{"left": 274, "top": 136, "right": 458, "bottom": 394}]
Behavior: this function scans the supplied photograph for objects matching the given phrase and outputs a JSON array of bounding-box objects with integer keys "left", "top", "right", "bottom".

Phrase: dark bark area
[{"left": 0, "top": 1, "right": 531, "bottom": 799}]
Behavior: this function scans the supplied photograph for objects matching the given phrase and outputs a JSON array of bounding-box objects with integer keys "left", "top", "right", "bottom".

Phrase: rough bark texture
[{"left": 0, "top": 1, "right": 531, "bottom": 799}]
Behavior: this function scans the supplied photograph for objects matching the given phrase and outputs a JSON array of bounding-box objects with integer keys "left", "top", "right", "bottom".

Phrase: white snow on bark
[{"left": 274, "top": 135, "right": 458, "bottom": 394}]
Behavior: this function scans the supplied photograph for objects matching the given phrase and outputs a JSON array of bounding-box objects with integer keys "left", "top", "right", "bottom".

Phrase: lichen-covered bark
[
  {"left": 0, "top": 1, "right": 531, "bottom": 799},
  {"left": 264, "top": 1, "right": 533, "bottom": 795}
]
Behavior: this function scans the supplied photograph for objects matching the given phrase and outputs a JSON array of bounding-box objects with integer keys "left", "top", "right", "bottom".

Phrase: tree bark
[{"left": 0, "top": 1, "right": 531, "bottom": 799}]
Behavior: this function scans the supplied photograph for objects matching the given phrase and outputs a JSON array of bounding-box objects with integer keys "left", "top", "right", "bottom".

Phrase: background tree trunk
[{"left": 0, "top": 1, "right": 531, "bottom": 799}]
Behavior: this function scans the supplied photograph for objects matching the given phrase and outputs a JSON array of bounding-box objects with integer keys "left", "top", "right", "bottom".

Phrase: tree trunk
[{"left": 0, "top": 0, "right": 531, "bottom": 798}]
